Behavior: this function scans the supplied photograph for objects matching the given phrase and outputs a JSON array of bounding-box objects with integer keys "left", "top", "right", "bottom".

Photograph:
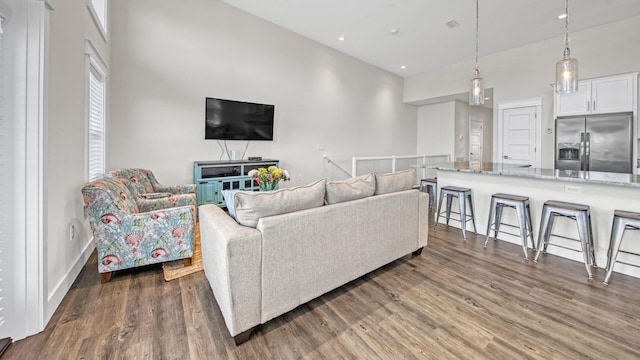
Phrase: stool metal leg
[
  {"left": 494, "top": 204, "right": 504, "bottom": 239},
  {"left": 467, "top": 193, "right": 477, "bottom": 235},
  {"left": 428, "top": 185, "right": 436, "bottom": 210},
  {"left": 458, "top": 193, "right": 467, "bottom": 239},
  {"left": 433, "top": 190, "right": 446, "bottom": 231},
  {"left": 484, "top": 197, "right": 497, "bottom": 247},
  {"left": 587, "top": 212, "right": 597, "bottom": 268},
  {"left": 446, "top": 194, "right": 454, "bottom": 226},
  {"left": 603, "top": 216, "right": 626, "bottom": 285},
  {"left": 432, "top": 185, "right": 437, "bottom": 209},
  {"left": 575, "top": 212, "right": 594, "bottom": 279},
  {"left": 526, "top": 204, "right": 536, "bottom": 252},
  {"left": 542, "top": 213, "right": 557, "bottom": 254},
  {"left": 534, "top": 206, "right": 552, "bottom": 263},
  {"left": 515, "top": 201, "right": 529, "bottom": 259}
]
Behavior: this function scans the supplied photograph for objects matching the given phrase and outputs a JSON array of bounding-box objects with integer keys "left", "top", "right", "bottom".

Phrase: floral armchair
[
  {"left": 82, "top": 177, "right": 195, "bottom": 282},
  {"left": 106, "top": 168, "right": 197, "bottom": 213}
]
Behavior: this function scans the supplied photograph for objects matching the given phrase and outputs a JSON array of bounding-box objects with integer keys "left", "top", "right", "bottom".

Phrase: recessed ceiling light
[
  {"left": 400, "top": 65, "right": 406, "bottom": 69},
  {"left": 338, "top": 35, "right": 345, "bottom": 41},
  {"left": 390, "top": 28, "right": 399, "bottom": 35},
  {"left": 445, "top": 20, "right": 460, "bottom": 29},
  {"left": 558, "top": 13, "right": 568, "bottom": 19}
]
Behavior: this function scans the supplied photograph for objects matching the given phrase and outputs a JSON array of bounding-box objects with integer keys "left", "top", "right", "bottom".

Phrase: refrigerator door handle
[
  {"left": 580, "top": 132, "right": 585, "bottom": 171},
  {"left": 585, "top": 132, "right": 591, "bottom": 171}
]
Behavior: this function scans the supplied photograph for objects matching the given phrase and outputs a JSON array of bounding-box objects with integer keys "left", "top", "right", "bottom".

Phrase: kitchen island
[{"left": 430, "top": 162, "right": 640, "bottom": 280}]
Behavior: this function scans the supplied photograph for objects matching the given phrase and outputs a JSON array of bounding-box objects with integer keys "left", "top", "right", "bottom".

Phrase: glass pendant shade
[
  {"left": 470, "top": 69, "right": 484, "bottom": 106},
  {"left": 556, "top": 0, "right": 578, "bottom": 94},
  {"left": 555, "top": 49, "right": 578, "bottom": 94}
]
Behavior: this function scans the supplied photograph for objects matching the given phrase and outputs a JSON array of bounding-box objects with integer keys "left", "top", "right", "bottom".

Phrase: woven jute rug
[{"left": 163, "top": 223, "right": 203, "bottom": 281}]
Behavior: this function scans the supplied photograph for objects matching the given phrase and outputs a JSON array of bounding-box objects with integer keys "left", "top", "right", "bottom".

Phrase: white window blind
[
  {"left": 85, "top": 40, "right": 107, "bottom": 182},
  {"left": 87, "top": 65, "right": 105, "bottom": 181}
]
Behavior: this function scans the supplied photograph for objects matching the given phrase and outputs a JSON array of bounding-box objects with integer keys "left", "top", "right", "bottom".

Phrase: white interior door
[
  {"left": 500, "top": 106, "right": 538, "bottom": 166},
  {"left": 469, "top": 119, "right": 483, "bottom": 164}
]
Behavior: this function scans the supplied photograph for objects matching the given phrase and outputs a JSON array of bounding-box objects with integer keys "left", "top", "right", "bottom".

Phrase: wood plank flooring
[{"left": 5, "top": 224, "right": 640, "bottom": 359}]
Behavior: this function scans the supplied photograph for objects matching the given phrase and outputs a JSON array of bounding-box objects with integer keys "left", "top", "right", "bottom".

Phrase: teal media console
[{"left": 193, "top": 159, "right": 279, "bottom": 206}]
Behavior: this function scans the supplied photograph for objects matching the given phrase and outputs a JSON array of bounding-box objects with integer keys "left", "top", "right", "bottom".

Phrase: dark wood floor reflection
[{"left": 6, "top": 224, "right": 640, "bottom": 359}]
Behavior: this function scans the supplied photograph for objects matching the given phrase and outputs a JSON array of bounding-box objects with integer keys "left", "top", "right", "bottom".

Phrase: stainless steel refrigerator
[{"left": 555, "top": 112, "right": 633, "bottom": 174}]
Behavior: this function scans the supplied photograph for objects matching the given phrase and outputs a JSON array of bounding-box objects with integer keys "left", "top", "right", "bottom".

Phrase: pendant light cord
[
  {"left": 564, "top": 0, "right": 570, "bottom": 51},
  {"left": 475, "top": 0, "right": 479, "bottom": 71}
]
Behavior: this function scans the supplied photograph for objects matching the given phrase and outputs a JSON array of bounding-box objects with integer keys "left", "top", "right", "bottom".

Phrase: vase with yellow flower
[{"left": 248, "top": 166, "right": 291, "bottom": 191}]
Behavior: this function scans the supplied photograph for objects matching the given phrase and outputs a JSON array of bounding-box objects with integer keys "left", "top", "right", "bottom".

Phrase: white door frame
[
  {"left": 0, "top": 0, "right": 49, "bottom": 340},
  {"left": 497, "top": 98, "right": 543, "bottom": 168}
]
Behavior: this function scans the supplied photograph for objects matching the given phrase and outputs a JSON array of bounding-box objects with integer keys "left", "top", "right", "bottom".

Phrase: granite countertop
[{"left": 427, "top": 162, "right": 640, "bottom": 188}]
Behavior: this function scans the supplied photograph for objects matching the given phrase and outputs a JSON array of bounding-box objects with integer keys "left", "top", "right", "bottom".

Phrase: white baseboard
[{"left": 45, "top": 239, "right": 96, "bottom": 323}]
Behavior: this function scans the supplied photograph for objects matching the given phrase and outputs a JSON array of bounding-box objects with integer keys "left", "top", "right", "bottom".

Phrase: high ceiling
[{"left": 221, "top": 0, "right": 640, "bottom": 77}]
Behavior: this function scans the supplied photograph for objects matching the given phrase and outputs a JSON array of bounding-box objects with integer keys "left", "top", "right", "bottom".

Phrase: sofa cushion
[
  {"left": 234, "top": 179, "right": 326, "bottom": 228},
  {"left": 374, "top": 168, "right": 416, "bottom": 195},
  {"left": 325, "top": 173, "right": 375, "bottom": 205}
]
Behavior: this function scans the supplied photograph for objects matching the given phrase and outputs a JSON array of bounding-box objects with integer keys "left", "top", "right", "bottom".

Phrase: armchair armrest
[
  {"left": 136, "top": 193, "right": 197, "bottom": 213},
  {"left": 156, "top": 184, "right": 197, "bottom": 194},
  {"left": 199, "top": 204, "right": 262, "bottom": 337}
]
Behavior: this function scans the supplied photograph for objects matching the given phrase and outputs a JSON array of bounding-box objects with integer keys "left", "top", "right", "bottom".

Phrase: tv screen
[{"left": 205, "top": 98, "right": 275, "bottom": 141}]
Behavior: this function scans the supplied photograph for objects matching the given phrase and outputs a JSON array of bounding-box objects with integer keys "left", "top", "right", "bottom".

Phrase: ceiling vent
[{"left": 445, "top": 20, "right": 460, "bottom": 29}]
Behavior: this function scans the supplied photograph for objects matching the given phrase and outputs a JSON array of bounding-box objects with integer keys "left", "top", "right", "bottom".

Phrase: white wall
[
  {"left": 108, "top": 0, "right": 417, "bottom": 186},
  {"left": 417, "top": 100, "right": 492, "bottom": 163},
  {"left": 454, "top": 101, "right": 470, "bottom": 161},
  {"left": 416, "top": 102, "right": 454, "bottom": 159},
  {"left": 406, "top": 15, "right": 640, "bottom": 168},
  {"left": 45, "top": 0, "right": 109, "bottom": 321}
]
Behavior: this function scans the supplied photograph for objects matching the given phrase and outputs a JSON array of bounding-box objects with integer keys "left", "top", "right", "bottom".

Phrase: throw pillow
[
  {"left": 221, "top": 189, "right": 249, "bottom": 220},
  {"left": 325, "top": 173, "right": 375, "bottom": 205},
  {"left": 374, "top": 168, "right": 417, "bottom": 195},
  {"left": 234, "top": 179, "right": 326, "bottom": 227}
]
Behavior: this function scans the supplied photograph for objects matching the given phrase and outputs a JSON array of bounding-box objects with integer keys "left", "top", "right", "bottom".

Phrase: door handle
[
  {"left": 503, "top": 155, "right": 510, "bottom": 159},
  {"left": 580, "top": 132, "right": 585, "bottom": 171},
  {"left": 585, "top": 132, "right": 591, "bottom": 171}
]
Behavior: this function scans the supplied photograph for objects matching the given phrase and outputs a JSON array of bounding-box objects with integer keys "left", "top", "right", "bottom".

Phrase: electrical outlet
[
  {"left": 316, "top": 144, "right": 326, "bottom": 151},
  {"left": 565, "top": 185, "right": 582, "bottom": 194}
]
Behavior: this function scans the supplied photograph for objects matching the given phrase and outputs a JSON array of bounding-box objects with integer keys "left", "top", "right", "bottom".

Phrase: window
[
  {"left": 87, "top": 0, "right": 107, "bottom": 40},
  {"left": 85, "top": 40, "right": 107, "bottom": 181}
]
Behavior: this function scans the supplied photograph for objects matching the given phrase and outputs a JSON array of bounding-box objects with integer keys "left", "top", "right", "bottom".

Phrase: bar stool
[
  {"left": 419, "top": 178, "right": 437, "bottom": 209},
  {"left": 434, "top": 186, "right": 477, "bottom": 239},
  {"left": 603, "top": 210, "right": 640, "bottom": 285},
  {"left": 534, "top": 200, "right": 596, "bottom": 279},
  {"left": 484, "top": 193, "right": 535, "bottom": 259}
]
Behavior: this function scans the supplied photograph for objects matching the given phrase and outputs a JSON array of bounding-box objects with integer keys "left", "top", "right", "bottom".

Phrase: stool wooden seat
[
  {"left": 434, "top": 186, "right": 477, "bottom": 239},
  {"left": 603, "top": 210, "right": 640, "bottom": 285},
  {"left": 484, "top": 193, "right": 534, "bottom": 259},
  {"left": 419, "top": 178, "right": 437, "bottom": 209},
  {"left": 534, "top": 200, "right": 596, "bottom": 279}
]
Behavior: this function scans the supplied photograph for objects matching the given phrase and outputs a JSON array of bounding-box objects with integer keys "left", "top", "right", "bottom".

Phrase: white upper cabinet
[{"left": 555, "top": 73, "right": 637, "bottom": 117}]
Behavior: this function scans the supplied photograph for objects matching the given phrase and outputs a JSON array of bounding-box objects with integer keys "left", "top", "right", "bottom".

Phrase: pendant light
[
  {"left": 469, "top": 0, "right": 484, "bottom": 106},
  {"left": 555, "top": 0, "right": 578, "bottom": 94}
]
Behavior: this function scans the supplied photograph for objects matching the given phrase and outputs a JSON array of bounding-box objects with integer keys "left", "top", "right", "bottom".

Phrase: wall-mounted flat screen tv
[{"left": 205, "top": 97, "right": 275, "bottom": 141}]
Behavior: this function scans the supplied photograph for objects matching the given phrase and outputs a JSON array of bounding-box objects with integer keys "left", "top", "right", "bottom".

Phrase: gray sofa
[{"left": 199, "top": 170, "right": 429, "bottom": 344}]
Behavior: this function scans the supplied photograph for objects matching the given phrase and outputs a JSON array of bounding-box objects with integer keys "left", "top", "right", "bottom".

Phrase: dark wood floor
[{"left": 6, "top": 224, "right": 640, "bottom": 359}]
